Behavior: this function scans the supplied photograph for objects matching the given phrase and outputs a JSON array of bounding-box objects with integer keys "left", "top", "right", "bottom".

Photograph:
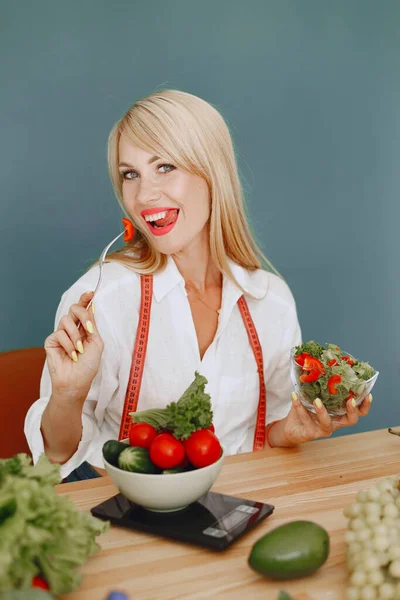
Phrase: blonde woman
[{"left": 24, "top": 90, "right": 372, "bottom": 481}]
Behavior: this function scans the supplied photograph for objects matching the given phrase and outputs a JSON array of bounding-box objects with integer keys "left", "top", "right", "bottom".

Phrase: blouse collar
[{"left": 152, "top": 255, "right": 270, "bottom": 303}]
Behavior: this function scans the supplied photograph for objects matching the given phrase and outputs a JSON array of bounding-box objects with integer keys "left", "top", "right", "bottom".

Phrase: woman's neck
[{"left": 172, "top": 233, "right": 221, "bottom": 293}]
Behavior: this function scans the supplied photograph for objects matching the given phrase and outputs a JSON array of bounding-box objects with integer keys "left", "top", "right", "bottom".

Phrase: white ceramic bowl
[{"left": 103, "top": 442, "right": 225, "bottom": 512}]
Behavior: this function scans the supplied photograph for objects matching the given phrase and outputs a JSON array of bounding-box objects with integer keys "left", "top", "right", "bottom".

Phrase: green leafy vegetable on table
[
  {"left": 0, "top": 453, "right": 109, "bottom": 597},
  {"left": 2, "top": 590, "right": 54, "bottom": 600},
  {"left": 130, "top": 370, "right": 213, "bottom": 439},
  {"left": 294, "top": 341, "right": 375, "bottom": 412}
]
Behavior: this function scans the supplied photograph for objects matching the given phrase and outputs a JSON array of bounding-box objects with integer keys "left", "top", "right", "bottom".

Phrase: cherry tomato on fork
[{"left": 122, "top": 218, "right": 135, "bottom": 241}]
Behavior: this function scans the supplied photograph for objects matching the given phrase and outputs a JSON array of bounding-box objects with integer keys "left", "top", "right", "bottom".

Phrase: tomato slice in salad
[
  {"left": 328, "top": 374, "right": 342, "bottom": 395},
  {"left": 341, "top": 355, "right": 355, "bottom": 367},
  {"left": 122, "top": 217, "right": 135, "bottom": 242},
  {"left": 299, "top": 356, "right": 325, "bottom": 383},
  {"left": 295, "top": 352, "right": 309, "bottom": 366}
]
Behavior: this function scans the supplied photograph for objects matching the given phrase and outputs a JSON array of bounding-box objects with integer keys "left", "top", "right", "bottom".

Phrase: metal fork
[{"left": 78, "top": 230, "right": 125, "bottom": 327}]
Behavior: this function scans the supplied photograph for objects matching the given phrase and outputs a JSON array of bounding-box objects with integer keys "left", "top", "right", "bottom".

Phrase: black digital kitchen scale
[{"left": 91, "top": 491, "right": 274, "bottom": 551}]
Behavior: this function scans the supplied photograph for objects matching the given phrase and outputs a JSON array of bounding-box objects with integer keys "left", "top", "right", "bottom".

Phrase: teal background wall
[{"left": 1, "top": 1, "right": 399, "bottom": 436}]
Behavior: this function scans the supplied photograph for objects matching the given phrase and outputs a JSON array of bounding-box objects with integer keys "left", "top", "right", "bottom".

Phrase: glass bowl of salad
[{"left": 290, "top": 341, "right": 379, "bottom": 417}]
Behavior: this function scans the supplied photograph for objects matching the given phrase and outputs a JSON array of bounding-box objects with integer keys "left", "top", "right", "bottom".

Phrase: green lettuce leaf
[
  {"left": 294, "top": 341, "right": 324, "bottom": 358},
  {"left": 0, "top": 454, "right": 109, "bottom": 596},
  {"left": 0, "top": 455, "right": 60, "bottom": 489},
  {"left": 131, "top": 371, "right": 213, "bottom": 439},
  {"left": 352, "top": 360, "right": 375, "bottom": 381},
  {"left": 2, "top": 590, "right": 54, "bottom": 600}
]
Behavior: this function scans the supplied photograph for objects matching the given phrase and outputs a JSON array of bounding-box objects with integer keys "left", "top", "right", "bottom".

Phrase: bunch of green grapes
[{"left": 344, "top": 474, "right": 400, "bottom": 599}]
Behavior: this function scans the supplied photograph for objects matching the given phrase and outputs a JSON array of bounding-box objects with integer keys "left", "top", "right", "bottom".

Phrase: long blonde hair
[{"left": 105, "top": 89, "right": 280, "bottom": 284}]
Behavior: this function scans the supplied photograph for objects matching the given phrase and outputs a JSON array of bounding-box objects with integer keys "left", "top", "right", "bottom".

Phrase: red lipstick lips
[{"left": 140, "top": 207, "right": 179, "bottom": 237}]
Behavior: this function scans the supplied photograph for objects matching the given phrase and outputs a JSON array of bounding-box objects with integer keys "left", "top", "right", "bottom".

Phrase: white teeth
[{"left": 144, "top": 211, "right": 168, "bottom": 222}]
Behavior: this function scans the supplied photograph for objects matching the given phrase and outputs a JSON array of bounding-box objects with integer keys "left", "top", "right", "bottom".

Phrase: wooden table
[{"left": 57, "top": 428, "right": 400, "bottom": 600}]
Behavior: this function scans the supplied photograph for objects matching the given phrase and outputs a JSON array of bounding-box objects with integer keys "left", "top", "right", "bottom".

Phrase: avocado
[
  {"left": 248, "top": 520, "right": 330, "bottom": 580},
  {"left": 278, "top": 592, "right": 295, "bottom": 600}
]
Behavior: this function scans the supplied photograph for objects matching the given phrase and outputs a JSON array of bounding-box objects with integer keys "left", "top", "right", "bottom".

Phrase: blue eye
[
  {"left": 121, "top": 170, "right": 138, "bottom": 180},
  {"left": 158, "top": 164, "right": 175, "bottom": 173},
  {"left": 121, "top": 164, "right": 175, "bottom": 180}
]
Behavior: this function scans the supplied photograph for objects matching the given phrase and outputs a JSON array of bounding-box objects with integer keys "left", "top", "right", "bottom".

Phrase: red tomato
[
  {"left": 129, "top": 423, "right": 158, "bottom": 449},
  {"left": 184, "top": 429, "right": 222, "bottom": 469},
  {"left": 295, "top": 352, "right": 309, "bottom": 366},
  {"left": 341, "top": 355, "right": 355, "bottom": 367},
  {"left": 149, "top": 433, "right": 185, "bottom": 469},
  {"left": 32, "top": 576, "right": 50, "bottom": 590},
  {"left": 328, "top": 374, "right": 342, "bottom": 395},
  {"left": 299, "top": 356, "right": 325, "bottom": 383},
  {"left": 207, "top": 423, "right": 215, "bottom": 433},
  {"left": 122, "top": 217, "right": 135, "bottom": 241}
]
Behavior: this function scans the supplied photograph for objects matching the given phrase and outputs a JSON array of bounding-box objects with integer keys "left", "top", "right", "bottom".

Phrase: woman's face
[{"left": 119, "top": 134, "right": 211, "bottom": 256}]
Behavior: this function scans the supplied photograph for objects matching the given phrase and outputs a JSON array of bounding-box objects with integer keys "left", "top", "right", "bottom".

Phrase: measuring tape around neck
[
  {"left": 237, "top": 296, "right": 267, "bottom": 451},
  {"left": 118, "top": 274, "right": 153, "bottom": 441},
  {"left": 119, "top": 275, "right": 267, "bottom": 450}
]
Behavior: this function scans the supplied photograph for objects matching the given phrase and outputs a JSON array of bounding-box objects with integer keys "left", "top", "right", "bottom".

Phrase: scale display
[{"left": 91, "top": 491, "right": 274, "bottom": 551}]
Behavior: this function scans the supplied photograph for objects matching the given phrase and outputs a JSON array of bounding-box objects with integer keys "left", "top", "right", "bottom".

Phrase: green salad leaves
[
  {"left": 130, "top": 371, "right": 213, "bottom": 439},
  {"left": 2, "top": 591, "right": 53, "bottom": 600},
  {"left": 0, "top": 454, "right": 109, "bottom": 597},
  {"left": 294, "top": 340, "right": 325, "bottom": 359}
]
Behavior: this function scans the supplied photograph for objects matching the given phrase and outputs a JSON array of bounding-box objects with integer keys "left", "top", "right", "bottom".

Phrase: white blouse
[{"left": 25, "top": 256, "right": 302, "bottom": 478}]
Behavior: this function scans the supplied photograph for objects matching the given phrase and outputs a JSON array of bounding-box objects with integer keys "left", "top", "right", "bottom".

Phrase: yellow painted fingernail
[
  {"left": 76, "top": 340, "right": 84, "bottom": 354},
  {"left": 71, "top": 351, "right": 78, "bottom": 362},
  {"left": 368, "top": 394, "right": 373, "bottom": 403},
  {"left": 86, "top": 320, "right": 94, "bottom": 334},
  {"left": 91, "top": 301, "right": 95, "bottom": 314},
  {"left": 291, "top": 391, "right": 298, "bottom": 403},
  {"left": 351, "top": 398, "right": 357, "bottom": 408},
  {"left": 314, "top": 398, "right": 323, "bottom": 409}
]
